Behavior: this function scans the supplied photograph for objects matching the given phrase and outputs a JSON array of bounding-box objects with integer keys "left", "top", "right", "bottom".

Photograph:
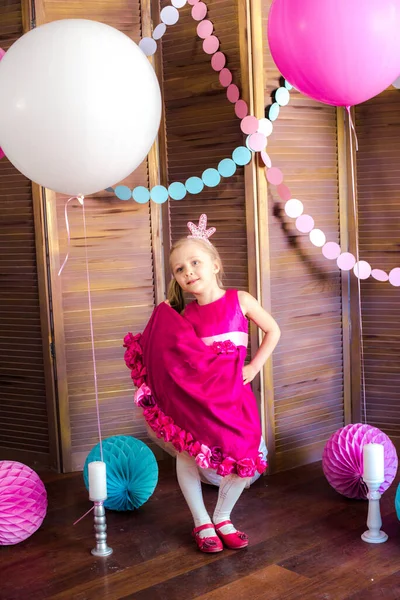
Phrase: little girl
[{"left": 124, "top": 214, "right": 280, "bottom": 553}]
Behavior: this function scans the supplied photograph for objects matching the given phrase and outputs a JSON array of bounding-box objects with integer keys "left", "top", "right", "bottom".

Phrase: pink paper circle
[
  {"left": 389, "top": 267, "right": 400, "bottom": 287},
  {"left": 371, "top": 269, "right": 389, "bottom": 282},
  {"left": 235, "top": 100, "right": 248, "bottom": 119},
  {"left": 266, "top": 167, "right": 283, "bottom": 185},
  {"left": 322, "top": 242, "right": 341, "bottom": 260},
  {"left": 192, "top": 1, "right": 207, "bottom": 20},
  {"left": 240, "top": 115, "right": 259, "bottom": 135},
  {"left": 337, "top": 252, "right": 356, "bottom": 271},
  {"left": 353, "top": 260, "right": 372, "bottom": 280},
  {"left": 188, "top": 0, "right": 199, "bottom": 4},
  {"left": 227, "top": 84, "right": 240, "bottom": 103},
  {"left": 248, "top": 133, "right": 267, "bottom": 152},
  {"left": 261, "top": 152, "right": 272, "bottom": 168},
  {"left": 309, "top": 229, "right": 326, "bottom": 247},
  {"left": 211, "top": 52, "right": 226, "bottom": 71},
  {"left": 219, "top": 68, "right": 232, "bottom": 87},
  {"left": 197, "top": 19, "right": 213, "bottom": 38},
  {"left": 284, "top": 199, "right": 303, "bottom": 218},
  {"left": 296, "top": 215, "right": 314, "bottom": 233},
  {"left": 203, "top": 36, "right": 219, "bottom": 54},
  {"left": 277, "top": 183, "right": 291, "bottom": 201}
]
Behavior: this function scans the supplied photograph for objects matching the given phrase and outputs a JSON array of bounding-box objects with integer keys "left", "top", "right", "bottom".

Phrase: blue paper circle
[
  {"left": 275, "top": 87, "right": 290, "bottom": 107},
  {"left": 269, "top": 102, "right": 280, "bottom": 121},
  {"left": 115, "top": 185, "right": 132, "bottom": 201},
  {"left": 232, "top": 146, "right": 251, "bottom": 166},
  {"left": 83, "top": 435, "right": 158, "bottom": 511},
  {"left": 132, "top": 186, "right": 151, "bottom": 204},
  {"left": 168, "top": 182, "right": 187, "bottom": 201},
  {"left": 218, "top": 158, "right": 237, "bottom": 178},
  {"left": 150, "top": 185, "right": 169, "bottom": 204},
  {"left": 284, "top": 80, "right": 293, "bottom": 90},
  {"left": 202, "top": 168, "right": 221, "bottom": 188},
  {"left": 185, "top": 177, "right": 204, "bottom": 195}
]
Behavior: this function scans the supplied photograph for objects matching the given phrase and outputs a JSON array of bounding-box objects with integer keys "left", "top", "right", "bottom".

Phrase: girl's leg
[
  {"left": 176, "top": 452, "right": 215, "bottom": 538},
  {"left": 213, "top": 474, "right": 249, "bottom": 534}
]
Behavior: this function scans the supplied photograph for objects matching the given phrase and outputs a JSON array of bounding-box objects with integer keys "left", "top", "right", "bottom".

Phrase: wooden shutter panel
[
  {"left": 160, "top": 0, "right": 251, "bottom": 293},
  {"left": 262, "top": 1, "right": 345, "bottom": 470},
  {"left": 35, "top": 0, "right": 157, "bottom": 471},
  {"left": 0, "top": 0, "right": 50, "bottom": 463},
  {"left": 355, "top": 89, "right": 400, "bottom": 438}
]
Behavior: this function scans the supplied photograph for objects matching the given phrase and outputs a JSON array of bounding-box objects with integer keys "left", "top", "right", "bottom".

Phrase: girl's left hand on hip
[{"left": 242, "top": 364, "right": 258, "bottom": 385}]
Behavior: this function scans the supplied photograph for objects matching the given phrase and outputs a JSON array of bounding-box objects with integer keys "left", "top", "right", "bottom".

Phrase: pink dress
[{"left": 123, "top": 289, "right": 266, "bottom": 478}]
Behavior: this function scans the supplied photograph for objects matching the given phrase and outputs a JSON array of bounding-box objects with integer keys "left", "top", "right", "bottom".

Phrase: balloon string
[
  {"left": 73, "top": 504, "right": 94, "bottom": 526},
  {"left": 347, "top": 106, "right": 367, "bottom": 423},
  {"left": 58, "top": 195, "right": 84, "bottom": 276},
  {"left": 58, "top": 195, "right": 104, "bottom": 461},
  {"left": 81, "top": 199, "right": 104, "bottom": 462},
  {"left": 346, "top": 105, "right": 359, "bottom": 151}
]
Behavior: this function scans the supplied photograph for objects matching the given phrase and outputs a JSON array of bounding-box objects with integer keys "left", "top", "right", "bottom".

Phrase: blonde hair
[{"left": 167, "top": 237, "right": 224, "bottom": 313}]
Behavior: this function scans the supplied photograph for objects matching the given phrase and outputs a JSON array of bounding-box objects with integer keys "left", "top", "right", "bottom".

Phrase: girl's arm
[{"left": 238, "top": 291, "right": 281, "bottom": 385}]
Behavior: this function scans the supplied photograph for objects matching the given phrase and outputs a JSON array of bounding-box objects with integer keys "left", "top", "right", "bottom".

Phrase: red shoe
[
  {"left": 215, "top": 520, "right": 249, "bottom": 549},
  {"left": 192, "top": 523, "right": 223, "bottom": 553}
]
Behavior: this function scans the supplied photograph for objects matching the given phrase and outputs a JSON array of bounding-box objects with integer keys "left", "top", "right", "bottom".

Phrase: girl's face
[{"left": 170, "top": 241, "right": 220, "bottom": 294}]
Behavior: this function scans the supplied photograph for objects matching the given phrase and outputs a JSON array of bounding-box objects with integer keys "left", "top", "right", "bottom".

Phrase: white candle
[
  {"left": 362, "top": 443, "right": 385, "bottom": 483},
  {"left": 88, "top": 461, "right": 107, "bottom": 501}
]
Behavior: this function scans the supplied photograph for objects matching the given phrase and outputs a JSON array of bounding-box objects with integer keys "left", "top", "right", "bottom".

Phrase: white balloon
[{"left": 0, "top": 20, "right": 162, "bottom": 196}]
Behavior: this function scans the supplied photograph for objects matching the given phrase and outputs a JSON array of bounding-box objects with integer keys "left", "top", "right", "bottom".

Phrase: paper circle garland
[
  {"left": 83, "top": 435, "right": 158, "bottom": 511},
  {"left": 0, "top": 461, "right": 47, "bottom": 545},
  {"left": 322, "top": 423, "right": 398, "bottom": 499},
  {"left": 40, "top": 0, "right": 397, "bottom": 287}
]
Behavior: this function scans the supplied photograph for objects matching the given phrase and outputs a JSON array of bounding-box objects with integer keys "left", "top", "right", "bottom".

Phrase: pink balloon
[
  {"left": 0, "top": 148, "right": 5, "bottom": 161},
  {"left": 267, "top": 0, "right": 400, "bottom": 107}
]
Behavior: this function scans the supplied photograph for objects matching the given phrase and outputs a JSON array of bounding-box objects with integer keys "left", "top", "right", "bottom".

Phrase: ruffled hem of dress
[{"left": 123, "top": 331, "right": 267, "bottom": 478}]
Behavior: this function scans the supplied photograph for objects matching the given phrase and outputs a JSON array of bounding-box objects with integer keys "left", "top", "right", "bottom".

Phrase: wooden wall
[
  {"left": 0, "top": 0, "right": 54, "bottom": 466},
  {"left": 355, "top": 89, "right": 400, "bottom": 438},
  {"left": 7, "top": 0, "right": 398, "bottom": 474},
  {"left": 34, "top": 0, "right": 159, "bottom": 471},
  {"left": 160, "top": 0, "right": 252, "bottom": 295},
  {"left": 261, "top": 0, "right": 345, "bottom": 471}
]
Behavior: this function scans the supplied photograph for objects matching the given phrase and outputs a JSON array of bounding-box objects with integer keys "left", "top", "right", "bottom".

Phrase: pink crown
[{"left": 187, "top": 214, "right": 216, "bottom": 243}]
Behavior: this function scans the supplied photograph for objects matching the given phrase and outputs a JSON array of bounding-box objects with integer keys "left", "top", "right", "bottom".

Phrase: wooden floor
[{"left": 1, "top": 461, "right": 400, "bottom": 600}]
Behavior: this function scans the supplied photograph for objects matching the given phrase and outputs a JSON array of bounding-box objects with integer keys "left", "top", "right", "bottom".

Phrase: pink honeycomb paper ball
[
  {"left": 322, "top": 423, "right": 398, "bottom": 499},
  {"left": 0, "top": 461, "right": 47, "bottom": 545}
]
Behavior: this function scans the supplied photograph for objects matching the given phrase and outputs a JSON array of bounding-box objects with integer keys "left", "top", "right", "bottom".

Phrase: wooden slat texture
[
  {"left": 355, "top": 88, "right": 400, "bottom": 438},
  {"left": 262, "top": 1, "right": 344, "bottom": 470},
  {"left": 0, "top": 0, "right": 50, "bottom": 461},
  {"left": 159, "top": 0, "right": 249, "bottom": 292},
  {"left": 36, "top": 0, "right": 157, "bottom": 470}
]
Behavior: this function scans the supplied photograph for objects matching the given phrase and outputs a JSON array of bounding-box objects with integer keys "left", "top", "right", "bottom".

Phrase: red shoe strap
[
  {"left": 193, "top": 523, "right": 215, "bottom": 535},
  {"left": 214, "top": 520, "right": 232, "bottom": 530}
]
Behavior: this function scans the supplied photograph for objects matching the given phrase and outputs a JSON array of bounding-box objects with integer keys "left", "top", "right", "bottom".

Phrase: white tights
[{"left": 176, "top": 452, "right": 249, "bottom": 538}]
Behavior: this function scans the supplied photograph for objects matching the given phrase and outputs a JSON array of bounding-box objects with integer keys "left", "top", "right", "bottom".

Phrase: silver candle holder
[
  {"left": 91, "top": 501, "right": 113, "bottom": 557},
  {"left": 361, "top": 479, "right": 388, "bottom": 544}
]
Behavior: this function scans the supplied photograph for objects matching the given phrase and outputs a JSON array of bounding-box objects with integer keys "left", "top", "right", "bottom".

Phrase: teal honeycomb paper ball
[
  {"left": 83, "top": 435, "right": 158, "bottom": 511},
  {"left": 396, "top": 484, "right": 400, "bottom": 520}
]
